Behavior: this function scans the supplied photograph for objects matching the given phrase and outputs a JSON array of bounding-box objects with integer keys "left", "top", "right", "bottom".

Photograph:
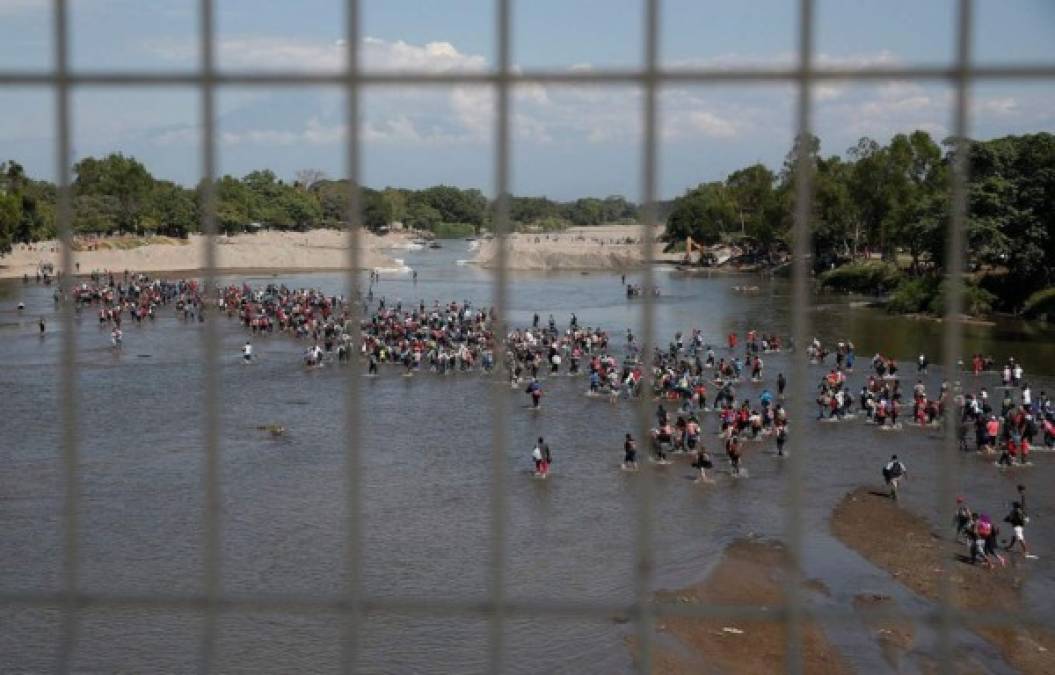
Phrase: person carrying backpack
[{"left": 882, "top": 455, "right": 907, "bottom": 500}]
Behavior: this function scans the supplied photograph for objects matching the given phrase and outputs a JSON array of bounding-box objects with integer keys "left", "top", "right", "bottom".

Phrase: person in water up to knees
[{"left": 623, "top": 433, "right": 638, "bottom": 470}]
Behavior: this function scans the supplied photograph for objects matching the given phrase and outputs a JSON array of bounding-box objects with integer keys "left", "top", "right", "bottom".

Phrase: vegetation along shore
[{"left": 1, "top": 131, "right": 1052, "bottom": 319}]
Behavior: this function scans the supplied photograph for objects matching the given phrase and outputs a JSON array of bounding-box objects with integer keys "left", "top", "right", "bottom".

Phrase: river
[{"left": 1, "top": 240, "right": 1052, "bottom": 673}]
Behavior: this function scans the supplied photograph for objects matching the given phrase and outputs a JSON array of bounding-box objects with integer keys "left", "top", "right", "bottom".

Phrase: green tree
[
  {"left": 73, "top": 194, "right": 121, "bottom": 234},
  {"left": 381, "top": 188, "right": 409, "bottom": 225},
  {"left": 881, "top": 132, "right": 946, "bottom": 271},
  {"left": 311, "top": 180, "right": 351, "bottom": 224},
  {"left": 725, "top": 164, "right": 778, "bottom": 244},
  {"left": 146, "top": 181, "right": 198, "bottom": 237},
  {"left": 663, "top": 182, "right": 736, "bottom": 246},
  {"left": 73, "top": 153, "right": 153, "bottom": 233},
  {"left": 846, "top": 138, "right": 893, "bottom": 257},
  {"left": 404, "top": 201, "right": 442, "bottom": 231},
  {"left": 212, "top": 175, "right": 253, "bottom": 234},
  {"left": 0, "top": 191, "right": 21, "bottom": 254},
  {"left": 416, "top": 185, "right": 487, "bottom": 231},
  {"left": 812, "top": 155, "right": 856, "bottom": 266},
  {"left": 966, "top": 132, "right": 1055, "bottom": 304}
]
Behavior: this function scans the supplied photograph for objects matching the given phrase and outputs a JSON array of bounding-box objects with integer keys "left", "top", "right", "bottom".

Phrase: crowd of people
[{"left": 39, "top": 270, "right": 1049, "bottom": 566}]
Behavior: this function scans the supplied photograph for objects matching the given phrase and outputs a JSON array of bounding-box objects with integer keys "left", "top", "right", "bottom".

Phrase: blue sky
[{"left": 1, "top": 0, "right": 1053, "bottom": 200}]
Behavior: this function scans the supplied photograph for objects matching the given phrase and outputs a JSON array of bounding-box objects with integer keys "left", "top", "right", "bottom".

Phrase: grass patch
[
  {"left": 819, "top": 261, "right": 903, "bottom": 294},
  {"left": 72, "top": 235, "right": 187, "bottom": 251},
  {"left": 431, "top": 222, "right": 476, "bottom": 239}
]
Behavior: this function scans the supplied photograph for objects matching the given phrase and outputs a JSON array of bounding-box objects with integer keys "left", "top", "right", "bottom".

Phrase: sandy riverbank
[
  {"left": 0, "top": 229, "right": 409, "bottom": 279},
  {"left": 632, "top": 539, "right": 848, "bottom": 674},
  {"left": 473, "top": 224, "right": 681, "bottom": 271},
  {"left": 832, "top": 487, "right": 1055, "bottom": 674}
]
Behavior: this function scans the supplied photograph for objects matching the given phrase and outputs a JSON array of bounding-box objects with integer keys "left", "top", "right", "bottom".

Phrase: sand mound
[
  {"left": 0, "top": 229, "right": 407, "bottom": 278},
  {"left": 472, "top": 225, "right": 678, "bottom": 271}
]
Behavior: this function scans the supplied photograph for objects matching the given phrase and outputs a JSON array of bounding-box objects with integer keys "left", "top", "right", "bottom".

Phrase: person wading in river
[{"left": 622, "top": 433, "right": 638, "bottom": 470}]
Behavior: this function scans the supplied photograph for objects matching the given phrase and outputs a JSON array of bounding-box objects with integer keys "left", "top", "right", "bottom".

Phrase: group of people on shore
[{"left": 954, "top": 484, "right": 1035, "bottom": 567}]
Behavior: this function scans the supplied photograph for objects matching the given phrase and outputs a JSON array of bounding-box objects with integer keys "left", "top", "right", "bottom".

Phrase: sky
[{"left": 0, "top": 0, "right": 1053, "bottom": 200}]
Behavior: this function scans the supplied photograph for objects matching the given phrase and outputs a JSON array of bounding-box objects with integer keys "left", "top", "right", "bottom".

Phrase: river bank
[
  {"left": 472, "top": 224, "right": 681, "bottom": 270},
  {"left": 0, "top": 229, "right": 408, "bottom": 279},
  {"left": 832, "top": 487, "right": 1055, "bottom": 674},
  {"left": 635, "top": 539, "right": 848, "bottom": 674}
]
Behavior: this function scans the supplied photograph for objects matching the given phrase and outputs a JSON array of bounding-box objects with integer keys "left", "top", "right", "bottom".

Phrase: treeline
[
  {"left": 664, "top": 131, "right": 1055, "bottom": 314},
  {"left": 0, "top": 154, "right": 642, "bottom": 249},
  {"left": 2, "top": 131, "right": 1052, "bottom": 315}
]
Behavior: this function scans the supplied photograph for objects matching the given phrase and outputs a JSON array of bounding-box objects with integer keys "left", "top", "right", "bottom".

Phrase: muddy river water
[{"left": 2, "top": 241, "right": 1053, "bottom": 673}]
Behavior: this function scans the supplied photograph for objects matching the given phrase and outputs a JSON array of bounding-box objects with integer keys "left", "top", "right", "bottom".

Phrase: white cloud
[
  {"left": 974, "top": 96, "right": 1019, "bottom": 117},
  {"left": 151, "top": 35, "right": 487, "bottom": 73},
  {"left": 362, "top": 37, "right": 487, "bottom": 72},
  {"left": 220, "top": 117, "right": 346, "bottom": 147},
  {"left": 814, "top": 80, "right": 949, "bottom": 143},
  {"left": 686, "top": 111, "right": 740, "bottom": 139},
  {"left": 152, "top": 127, "right": 200, "bottom": 147},
  {"left": 669, "top": 49, "right": 899, "bottom": 72},
  {"left": 131, "top": 37, "right": 1051, "bottom": 178}
]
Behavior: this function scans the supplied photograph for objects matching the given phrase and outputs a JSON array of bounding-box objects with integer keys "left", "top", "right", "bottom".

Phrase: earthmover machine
[{"left": 683, "top": 236, "right": 707, "bottom": 265}]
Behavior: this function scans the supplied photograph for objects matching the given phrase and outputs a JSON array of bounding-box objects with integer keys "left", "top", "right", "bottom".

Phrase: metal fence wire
[{"left": 2, "top": 0, "right": 1055, "bottom": 673}]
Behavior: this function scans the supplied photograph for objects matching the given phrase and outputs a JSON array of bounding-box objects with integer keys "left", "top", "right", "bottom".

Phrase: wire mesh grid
[{"left": 2, "top": 0, "right": 1054, "bottom": 672}]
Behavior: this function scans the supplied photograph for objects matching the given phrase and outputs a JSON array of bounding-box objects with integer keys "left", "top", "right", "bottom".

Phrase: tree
[
  {"left": 883, "top": 131, "right": 946, "bottom": 271},
  {"left": 663, "top": 182, "right": 736, "bottom": 246},
  {"left": 73, "top": 153, "right": 153, "bottom": 233},
  {"left": 311, "top": 180, "right": 351, "bottom": 224},
  {"left": 812, "top": 156, "right": 856, "bottom": 266},
  {"left": 1, "top": 161, "right": 55, "bottom": 245},
  {"left": 73, "top": 194, "right": 121, "bottom": 234},
  {"left": 779, "top": 132, "right": 821, "bottom": 186},
  {"left": 295, "top": 168, "right": 327, "bottom": 190},
  {"left": 846, "top": 137, "right": 897, "bottom": 257},
  {"left": 404, "top": 201, "right": 442, "bottom": 231},
  {"left": 0, "top": 191, "right": 20, "bottom": 254},
  {"left": 145, "top": 181, "right": 198, "bottom": 237},
  {"left": 415, "top": 185, "right": 487, "bottom": 230},
  {"left": 563, "top": 197, "right": 603, "bottom": 226},
  {"left": 510, "top": 196, "right": 559, "bottom": 225},
  {"left": 725, "top": 164, "right": 778, "bottom": 244},
  {"left": 361, "top": 188, "right": 389, "bottom": 231},
  {"left": 211, "top": 175, "right": 253, "bottom": 234},
  {"left": 966, "top": 132, "right": 1055, "bottom": 303},
  {"left": 380, "top": 188, "right": 408, "bottom": 225}
]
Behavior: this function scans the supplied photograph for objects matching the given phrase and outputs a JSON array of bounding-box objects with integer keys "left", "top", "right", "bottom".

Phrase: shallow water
[{"left": 1, "top": 241, "right": 1053, "bottom": 673}]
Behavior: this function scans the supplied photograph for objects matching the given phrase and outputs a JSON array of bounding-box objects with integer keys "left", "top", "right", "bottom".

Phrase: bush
[
  {"left": 927, "top": 281, "right": 997, "bottom": 316},
  {"left": 431, "top": 222, "right": 476, "bottom": 239},
  {"left": 819, "top": 261, "right": 902, "bottom": 294},
  {"left": 1022, "top": 288, "right": 1055, "bottom": 319},
  {"left": 886, "top": 277, "right": 938, "bottom": 314},
  {"left": 886, "top": 275, "right": 996, "bottom": 317}
]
